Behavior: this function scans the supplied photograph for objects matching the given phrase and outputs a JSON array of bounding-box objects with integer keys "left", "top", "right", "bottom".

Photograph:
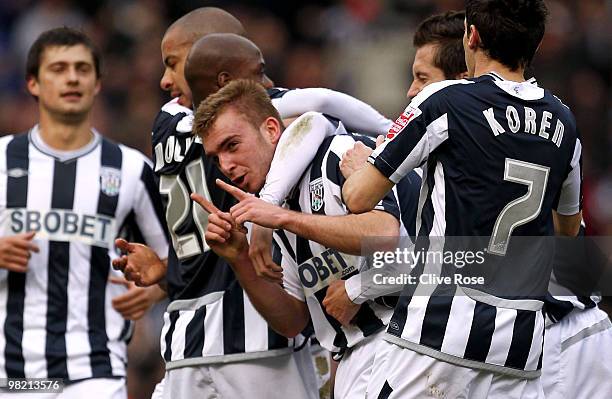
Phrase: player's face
[
  {"left": 203, "top": 107, "right": 278, "bottom": 193},
  {"left": 27, "top": 44, "right": 100, "bottom": 120},
  {"left": 160, "top": 29, "right": 193, "bottom": 107},
  {"left": 237, "top": 50, "right": 274, "bottom": 89},
  {"left": 407, "top": 44, "right": 446, "bottom": 99}
]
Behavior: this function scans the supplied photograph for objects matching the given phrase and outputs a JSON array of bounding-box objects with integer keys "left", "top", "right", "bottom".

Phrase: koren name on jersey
[
  {"left": 7, "top": 208, "right": 115, "bottom": 248},
  {"left": 483, "top": 105, "right": 565, "bottom": 147}
]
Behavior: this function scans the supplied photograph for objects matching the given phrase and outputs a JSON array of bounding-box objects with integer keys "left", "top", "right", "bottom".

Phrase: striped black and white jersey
[
  {"left": 153, "top": 89, "right": 394, "bottom": 367},
  {"left": 0, "top": 126, "right": 168, "bottom": 381},
  {"left": 274, "top": 130, "right": 403, "bottom": 356},
  {"left": 368, "top": 73, "right": 582, "bottom": 378},
  {"left": 153, "top": 99, "right": 295, "bottom": 368}
]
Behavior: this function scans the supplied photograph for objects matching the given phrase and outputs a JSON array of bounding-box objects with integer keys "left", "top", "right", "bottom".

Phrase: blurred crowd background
[{"left": 0, "top": 0, "right": 609, "bottom": 397}]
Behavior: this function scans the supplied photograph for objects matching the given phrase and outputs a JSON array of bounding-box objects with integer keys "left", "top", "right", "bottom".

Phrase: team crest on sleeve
[
  {"left": 100, "top": 167, "right": 122, "bottom": 196},
  {"left": 309, "top": 177, "right": 324, "bottom": 212},
  {"left": 387, "top": 106, "right": 421, "bottom": 139}
]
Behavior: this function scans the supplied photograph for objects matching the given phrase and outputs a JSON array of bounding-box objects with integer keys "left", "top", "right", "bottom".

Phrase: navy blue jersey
[
  {"left": 152, "top": 100, "right": 236, "bottom": 301},
  {"left": 369, "top": 73, "right": 582, "bottom": 377}
]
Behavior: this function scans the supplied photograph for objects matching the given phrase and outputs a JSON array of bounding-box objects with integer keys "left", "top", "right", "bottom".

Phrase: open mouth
[
  {"left": 61, "top": 91, "right": 83, "bottom": 100},
  {"left": 232, "top": 175, "right": 246, "bottom": 187}
]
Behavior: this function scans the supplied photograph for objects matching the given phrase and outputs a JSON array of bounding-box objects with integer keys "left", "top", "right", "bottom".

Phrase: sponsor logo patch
[{"left": 387, "top": 106, "right": 420, "bottom": 139}]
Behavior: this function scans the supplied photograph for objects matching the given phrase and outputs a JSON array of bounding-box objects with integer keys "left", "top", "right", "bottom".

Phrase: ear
[
  {"left": 467, "top": 25, "right": 480, "bottom": 50},
  {"left": 94, "top": 79, "right": 101, "bottom": 96},
  {"left": 456, "top": 71, "right": 470, "bottom": 79},
  {"left": 26, "top": 75, "right": 39, "bottom": 97},
  {"left": 260, "top": 117, "right": 282, "bottom": 145},
  {"left": 217, "top": 71, "right": 231, "bottom": 88}
]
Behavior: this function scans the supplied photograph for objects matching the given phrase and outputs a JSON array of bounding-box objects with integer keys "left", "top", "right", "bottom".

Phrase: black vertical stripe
[
  {"left": 183, "top": 307, "right": 206, "bottom": 358},
  {"left": 223, "top": 282, "right": 245, "bottom": 354},
  {"left": 352, "top": 303, "right": 384, "bottom": 337},
  {"left": 275, "top": 230, "right": 296, "bottom": 261},
  {"left": 377, "top": 380, "right": 394, "bottom": 399},
  {"left": 314, "top": 287, "right": 348, "bottom": 350},
  {"left": 45, "top": 159, "right": 77, "bottom": 379},
  {"left": 463, "top": 302, "right": 497, "bottom": 362},
  {"left": 418, "top": 292, "right": 454, "bottom": 351},
  {"left": 504, "top": 310, "right": 536, "bottom": 370},
  {"left": 4, "top": 134, "right": 29, "bottom": 377},
  {"left": 267, "top": 326, "right": 290, "bottom": 350},
  {"left": 163, "top": 311, "right": 180, "bottom": 362},
  {"left": 89, "top": 139, "right": 121, "bottom": 377}
]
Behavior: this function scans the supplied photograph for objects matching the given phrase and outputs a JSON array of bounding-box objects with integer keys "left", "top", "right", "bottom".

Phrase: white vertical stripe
[
  {"left": 485, "top": 307, "right": 517, "bottom": 366},
  {"left": 440, "top": 291, "right": 475, "bottom": 357},
  {"left": 388, "top": 114, "right": 448, "bottom": 184},
  {"left": 202, "top": 297, "right": 224, "bottom": 356},
  {"left": 170, "top": 310, "right": 192, "bottom": 361},
  {"left": 159, "top": 312, "right": 170, "bottom": 357},
  {"left": 113, "top": 146, "right": 136, "bottom": 234},
  {"left": 105, "top": 269, "right": 128, "bottom": 375},
  {"left": 243, "top": 295, "right": 268, "bottom": 352},
  {"left": 21, "top": 146, "right": 54, "bottom": 378},
  {"left": 402, "top": 294, "right": 430, "bottom": 343},
  {"left": 525, "top": 312, "right": 545, "bottom": 370},
  {"left": 431, "top": 162, "right": 446, "bottom": 237},
  {"left": 0, "top": 136, "right": 10, "bottom": 377},
  {"left": 65, "top": 151, "right": 99, "bottom": 380}
]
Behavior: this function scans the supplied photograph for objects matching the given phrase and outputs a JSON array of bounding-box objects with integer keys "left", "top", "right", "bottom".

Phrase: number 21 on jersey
[{"left": 159, "top": 158, "right": 212, "bottom": 259}]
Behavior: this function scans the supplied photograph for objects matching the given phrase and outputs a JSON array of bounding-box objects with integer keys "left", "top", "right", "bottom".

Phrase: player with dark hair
[
  {"left": 0, "top": 27, "right": 168, "bottom": 398},
  {"left": 408, "top": 10, "right": 468, "bottom": 98},
  {"left": 342, "top": 1, "right": 583, "bottom": 397}
]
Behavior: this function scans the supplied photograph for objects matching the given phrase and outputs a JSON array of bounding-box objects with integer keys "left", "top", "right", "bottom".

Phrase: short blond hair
[{"left": 193, "top": 79, "right": 281, "bottom": 138}]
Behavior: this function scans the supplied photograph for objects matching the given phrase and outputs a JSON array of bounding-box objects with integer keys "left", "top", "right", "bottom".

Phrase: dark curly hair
[
  {"left": 413, "top": 11, "right": 467, "bottom": 79},
  {"left": 466, "top": 0, "right": 548, "bottom": 71}
]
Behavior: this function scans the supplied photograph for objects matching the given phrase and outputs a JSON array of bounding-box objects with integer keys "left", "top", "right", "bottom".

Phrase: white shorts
[
  {"left": 334, "top": 331, "right": 385, "bottom": 399},
  {"left": 365, "top": 341, "right": 544, "bottom": 399},
  {"left": 0, "top": 378, "right": 126, "bottom": 399},
  {"left": 542, "top": 306, "right": 612, "bottom": 399},
  {"left": 152, "top": 350, "right": 318, "bottom": 399}
]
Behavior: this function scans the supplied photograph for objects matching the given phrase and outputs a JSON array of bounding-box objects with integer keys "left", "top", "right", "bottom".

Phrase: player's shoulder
[
  {"left": 267, "top": 87, "right": 291, "bottom": 99},
  {"left": 119, "top": 143, "right": 152, "bottom": 167},
  {"left": 0, "top": 133, "right": 16, "bottom": 148},
  {"left": 545, "top": 91, "right": 577, "bottom": 127},
  {"left": 411, "top": 79, "right": 475, "bottom": 108},
  {"left": 99, "top": 135, "right": 152, "bottom": 171},
  {"left": 152, "top": 99, "right": 194, "bottom": 142}
]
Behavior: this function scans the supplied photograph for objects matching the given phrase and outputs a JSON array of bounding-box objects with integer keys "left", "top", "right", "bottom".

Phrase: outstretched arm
[
  {"left": 272, "top": 88, "right": 392, "bottom": 136},
  {"left": 217, "top": 179, "right": 399, "bottom": 255}
]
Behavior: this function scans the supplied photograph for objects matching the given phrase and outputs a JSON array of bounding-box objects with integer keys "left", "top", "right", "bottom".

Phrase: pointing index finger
[
  {"left": 216, "top": 179, "right": 249, "bottom": 201},
  {"left": 191, "top": 193, "right": 220, "bottom": 214}
]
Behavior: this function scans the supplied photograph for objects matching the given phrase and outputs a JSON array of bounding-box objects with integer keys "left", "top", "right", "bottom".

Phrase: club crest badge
[
  {"left": 309, "top": 177, "right": 324, "bottom": 212},
  {"left": 100, "top": 167, "right": 121, "bottom": 196}
]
